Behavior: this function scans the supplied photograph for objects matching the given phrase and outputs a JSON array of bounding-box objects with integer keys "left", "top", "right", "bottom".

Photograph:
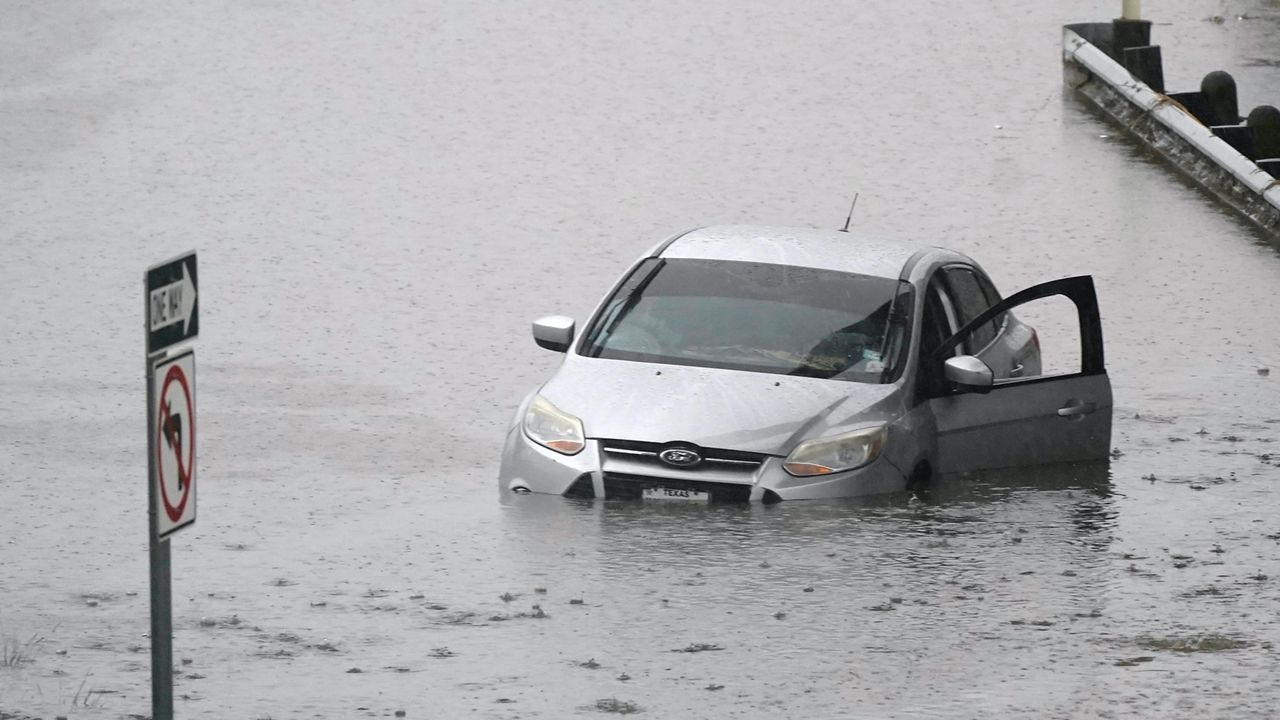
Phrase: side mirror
[
  {"left": 532, "top": 315, "right": 575, "bottom": 353},
  {"left": 944, "top": 355, "right": 994, "bottom": 394}
]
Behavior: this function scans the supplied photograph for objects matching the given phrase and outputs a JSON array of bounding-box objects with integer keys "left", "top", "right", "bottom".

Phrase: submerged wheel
[{"left": 907, "top": 461, "right": 931, "bottom": 492}]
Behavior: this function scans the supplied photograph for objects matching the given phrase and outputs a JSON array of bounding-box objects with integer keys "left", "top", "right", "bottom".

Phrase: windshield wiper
[{"left": 586, "top": 259, "right": 665, "bottom": 357}]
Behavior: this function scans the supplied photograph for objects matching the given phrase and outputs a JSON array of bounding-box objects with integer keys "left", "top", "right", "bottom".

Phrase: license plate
[{"left": 642, "top": 486, "right": 709, "bottom": 502}]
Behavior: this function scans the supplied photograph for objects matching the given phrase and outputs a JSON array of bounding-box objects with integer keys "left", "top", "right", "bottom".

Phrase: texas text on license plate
[{"left": 641, "top": 486, "right": 709, "bottom": 502}]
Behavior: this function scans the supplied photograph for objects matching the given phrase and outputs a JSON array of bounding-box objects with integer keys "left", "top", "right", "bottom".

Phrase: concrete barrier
[{"left": 1063, "top": 21, "right": 1280, "bottom": 235}]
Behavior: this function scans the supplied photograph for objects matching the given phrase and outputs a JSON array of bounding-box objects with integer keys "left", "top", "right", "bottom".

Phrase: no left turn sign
[{"left": 153, "top": 350, "right": 196, "bottom": 538}]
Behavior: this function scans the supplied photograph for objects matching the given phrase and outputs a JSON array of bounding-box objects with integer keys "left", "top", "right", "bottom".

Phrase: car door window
[
  {"left": 915, "top": 283, "right": 956, "bottom": 399},
  {"left": 973, "top": 271, "right": 1007, "bottom": 335},
  {"left": 934, "top": 275, "right": 1106, "bottom": 385},
  {"left": 942, "top": 267, "right": 999, "bottom": 353}
]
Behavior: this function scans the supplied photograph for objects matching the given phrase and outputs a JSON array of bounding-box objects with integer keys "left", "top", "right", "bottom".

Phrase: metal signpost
[{"left": 145, "top": 250, "right": 199, "bottom": 720}]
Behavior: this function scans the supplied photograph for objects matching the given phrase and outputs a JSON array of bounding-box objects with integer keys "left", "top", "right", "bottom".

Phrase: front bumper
[{"left": 498, "top": 426, "right": 907, "bottom": 502}]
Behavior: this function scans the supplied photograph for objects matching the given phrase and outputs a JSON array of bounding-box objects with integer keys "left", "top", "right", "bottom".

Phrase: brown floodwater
[{"left": 3, "top": 1, "right": 1280, "bottom": 718}]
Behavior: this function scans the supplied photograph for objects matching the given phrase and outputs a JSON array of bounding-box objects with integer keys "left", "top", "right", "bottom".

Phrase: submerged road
[{"left": 2, "top": 1, "right": 1280, "bottom": 717}]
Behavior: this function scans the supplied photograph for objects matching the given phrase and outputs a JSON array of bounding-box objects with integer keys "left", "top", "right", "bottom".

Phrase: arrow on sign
[{"left": 149, "top": 262, "right": 197, "bottom": 335}]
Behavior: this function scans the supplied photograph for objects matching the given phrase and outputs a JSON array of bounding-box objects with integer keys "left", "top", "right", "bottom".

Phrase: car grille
[
  {"left": 596, "top": 439, "right": 771, "bottom": 502},
  {"left": 601, "top": 473, "right": 753, "bottom": 502},
  {"left": 599, "top": 439, "right": 767, "bottom": 476}
]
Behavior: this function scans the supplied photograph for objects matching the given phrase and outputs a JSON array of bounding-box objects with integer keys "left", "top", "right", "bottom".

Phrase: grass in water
[
  {"left": 2, "top": 631, "right": 47, "bottom": 668},
  {"left": 593, "top": 698, "right": 643, "bottom": 714},
  {"left": 1137, "top": 634, "right": 1248, "bottom": 652}
]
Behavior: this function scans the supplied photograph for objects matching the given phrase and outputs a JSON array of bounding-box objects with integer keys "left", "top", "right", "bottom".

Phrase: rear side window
[{"left": 942, "top": 267, "right": 999, "bottom": 352}]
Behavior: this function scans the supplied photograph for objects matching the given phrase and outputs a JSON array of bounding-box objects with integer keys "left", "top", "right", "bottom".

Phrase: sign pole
[
  {"left": 144, "top": 250, "right": 198, "bottom": 720},
  {"left": 146, "top": 302, "right": 175, "bottom": 720}
]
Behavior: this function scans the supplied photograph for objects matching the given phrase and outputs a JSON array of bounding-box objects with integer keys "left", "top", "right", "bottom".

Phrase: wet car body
[{"left": 499, "top": 226, "right": 1113, "bottom": 502}]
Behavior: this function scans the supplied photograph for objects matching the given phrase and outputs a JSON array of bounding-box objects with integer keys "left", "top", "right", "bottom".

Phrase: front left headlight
[
  {"left": 783, "top": 425, "right": 885, "bottom": 477},
  {"left": 523, "top": 395, "right": 585, "bottom": 455}
]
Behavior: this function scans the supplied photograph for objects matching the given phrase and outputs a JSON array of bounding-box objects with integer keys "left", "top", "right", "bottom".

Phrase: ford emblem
[{"left": 659, "top": 447, "right": 703, "bottom": 467}]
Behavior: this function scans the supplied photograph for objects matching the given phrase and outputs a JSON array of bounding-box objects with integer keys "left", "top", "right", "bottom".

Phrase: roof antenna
[{"left": 839, "top": 193, "right": 859, "bottom": 233}]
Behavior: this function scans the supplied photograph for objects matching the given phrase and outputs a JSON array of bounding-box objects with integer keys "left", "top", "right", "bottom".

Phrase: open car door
[{"left": 927, "top": 276, "right": 1113, "bottom": 473}]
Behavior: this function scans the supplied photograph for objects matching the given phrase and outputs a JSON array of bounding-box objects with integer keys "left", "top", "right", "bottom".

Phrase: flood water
[{"left": 3, "top": 1, "right": 1280, "bottom": 718}]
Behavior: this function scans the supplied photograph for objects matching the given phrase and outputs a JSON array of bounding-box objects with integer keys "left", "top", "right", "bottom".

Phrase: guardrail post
[
  {"left": 1247, "top": 105, "right": 1280, "bottom": 160},
  {"left": 1123, "top": 45, "right": 1164, "bottom": 92},
  {"left": 1202, "top": 71, "right": 1241, "bottom": 126}
]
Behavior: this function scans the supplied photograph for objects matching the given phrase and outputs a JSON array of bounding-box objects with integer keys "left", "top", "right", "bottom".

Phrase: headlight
[
  {"left": 783, "top": 426, "right": 885, "bottom": 476},
  {"left": 523, "top": 395, "right": 585, "bottom": 455}
]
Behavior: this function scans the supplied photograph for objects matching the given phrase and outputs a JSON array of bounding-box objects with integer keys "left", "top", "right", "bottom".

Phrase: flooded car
[{"left": 499, "top": 226, "right": 1113, "bottom": 501}]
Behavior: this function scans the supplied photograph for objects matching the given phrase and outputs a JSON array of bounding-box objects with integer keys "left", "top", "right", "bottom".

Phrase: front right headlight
[
  {"left": 783, "top": 425, "right": 885, "bottom": 477},
  {"left": 523, "top": 395, "right": 585, "bottom": 455}
]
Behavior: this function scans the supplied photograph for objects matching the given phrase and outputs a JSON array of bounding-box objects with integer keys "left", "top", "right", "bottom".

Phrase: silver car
[{"left": 499, "top": 226, "right": 1112, "bottom": 502}]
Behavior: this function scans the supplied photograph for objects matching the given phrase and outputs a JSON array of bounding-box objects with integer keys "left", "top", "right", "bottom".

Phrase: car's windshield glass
[{"left": 581, "top": 258, "right": 912, "bottom": 383}]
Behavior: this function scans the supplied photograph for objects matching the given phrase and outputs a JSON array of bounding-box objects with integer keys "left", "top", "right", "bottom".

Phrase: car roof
[{"left": 657, "top": 225, "right": 934, "bottom": 279}]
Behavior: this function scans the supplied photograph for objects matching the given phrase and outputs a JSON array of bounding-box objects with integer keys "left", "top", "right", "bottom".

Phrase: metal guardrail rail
[{"left": 1063, "top": 22, "right": 1280, "bottom": 235}]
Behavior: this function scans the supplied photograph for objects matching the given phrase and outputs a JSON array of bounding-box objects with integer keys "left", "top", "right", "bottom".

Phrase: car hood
[{"left": 539, "top": 357, "right": 901, "bottom": 456}]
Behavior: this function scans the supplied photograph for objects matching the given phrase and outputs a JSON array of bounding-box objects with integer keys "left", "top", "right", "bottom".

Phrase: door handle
[{"left": 1057, "top": 400, "right": 1098, "bottom": 418}]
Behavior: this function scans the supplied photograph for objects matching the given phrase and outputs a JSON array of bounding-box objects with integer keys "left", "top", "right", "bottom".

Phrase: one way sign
[{"left": 146, "top": 252, "right": 198, "bottom": 355}]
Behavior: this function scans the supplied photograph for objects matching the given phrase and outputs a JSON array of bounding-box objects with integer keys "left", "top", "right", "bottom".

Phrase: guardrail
[{"left": 1063, "top": 20, "right": 1280, "bottom": 235}]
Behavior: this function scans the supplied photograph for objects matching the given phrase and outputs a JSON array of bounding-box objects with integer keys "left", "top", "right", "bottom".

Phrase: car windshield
[{"left": 581, "top": 258, "right": 913, "bottom": 383}]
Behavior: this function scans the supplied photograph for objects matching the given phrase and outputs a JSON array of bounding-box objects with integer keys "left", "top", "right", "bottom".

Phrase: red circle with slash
[{"left": 156, "top": 363, "right": 195, "bottom": 522}]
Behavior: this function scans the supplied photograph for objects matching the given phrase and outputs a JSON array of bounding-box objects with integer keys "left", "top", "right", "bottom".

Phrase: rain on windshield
[{"left": 581, "top": 257, "right": 913, "bottom": 382}]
